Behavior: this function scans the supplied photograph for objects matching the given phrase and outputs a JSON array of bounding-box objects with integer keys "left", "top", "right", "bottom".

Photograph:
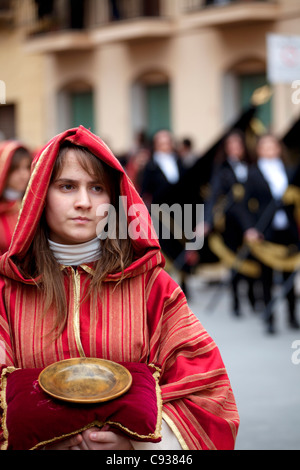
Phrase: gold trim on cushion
[
  {"left": 161, "top": 411, "right": 188, "bottom": 450},
  {"left": 0, "top": 367, "right": 18, "bottom": 451},
  {"left": 1, "top": 364, "right": 163, "bottom": 450},
  {"left": 31, "top": 421, "right": 105, "bottom": 450},
  {"left": 151, "top": 366, "right": 163, "bottom": 439},
  {"left": 31, "top": 364, "right": 162, "bottom": 450}
]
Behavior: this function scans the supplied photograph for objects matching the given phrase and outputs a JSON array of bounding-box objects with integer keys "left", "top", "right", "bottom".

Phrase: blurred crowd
[
  {"left": 1, "top": 123, "right": 300, "bottom": 335},
  {"left": 121, "top": 127, "right": 300, "bottom": 335}
]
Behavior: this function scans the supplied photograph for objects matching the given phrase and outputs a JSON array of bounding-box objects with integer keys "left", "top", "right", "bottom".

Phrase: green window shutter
[
  {"left": 240, "top": 74, "right": 272, "bottom": 130},
  {"left": 71, "top": 91, "right": 95, "bottom": 133},
  {"left": 146, "top": 83, "right": 171, "bottom": 138}
]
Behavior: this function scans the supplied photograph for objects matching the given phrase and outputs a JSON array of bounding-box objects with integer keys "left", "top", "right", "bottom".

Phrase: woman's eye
[
  {"left": 60, "top": 184, "right": 74, "bottom": 191},
  {"left": 92, "top": 186, "right": 103, "bottom": 193}
]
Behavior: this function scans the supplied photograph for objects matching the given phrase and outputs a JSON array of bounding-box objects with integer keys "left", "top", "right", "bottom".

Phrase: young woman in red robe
[
  {"left": 0, "top": 141, "right": 31, "bottom": 255},
  {"left": 0, "top": 127, "right": 239, "bottom": 450}
]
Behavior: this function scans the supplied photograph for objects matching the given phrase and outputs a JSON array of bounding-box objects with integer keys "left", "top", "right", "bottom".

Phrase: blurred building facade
[{"left": 0, "top": 0, "right": 299, "bottom": 153}]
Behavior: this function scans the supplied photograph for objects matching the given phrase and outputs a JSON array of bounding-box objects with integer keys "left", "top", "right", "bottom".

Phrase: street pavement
[{"left": 175, "top": 268, "right": 300, "bottom": 450}]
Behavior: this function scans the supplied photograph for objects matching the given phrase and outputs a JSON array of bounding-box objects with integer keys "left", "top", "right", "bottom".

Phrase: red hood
[
  {"left": 0, "top": 140, "right": 28, "bottom": 197},
  {"left": 0, "top": 127, "right": 164, "bottom": 283}
]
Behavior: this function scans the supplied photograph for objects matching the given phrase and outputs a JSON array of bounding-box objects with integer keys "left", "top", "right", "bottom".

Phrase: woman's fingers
[
  {"left": 45, "top": 433, "right": 83, "bottom": 450},
  {"left": 81, "top": 428, "right": 133, "bottom": 450}
]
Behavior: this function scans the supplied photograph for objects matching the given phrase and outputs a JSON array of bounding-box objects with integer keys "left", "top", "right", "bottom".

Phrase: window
[
  {"left": 0, "top": 0, "right": 11, "bottom": 11},
  {"left": 71, "top": 91, "right": 95, "bottom": 132},
  {"left": 240, "top": 73, "right": 272, "bottom": 130},
  {"left": 223, "top": 59, "right": 272, "bottom": 131},
  {"left": 56, "top": 86, "right": 95, "bottom": 134},
  {"left": 0, "top": 104, "right": 16, "bottom": 140},
  {"left": 131, "top": 73, "right": 171, "bottom": 140}
]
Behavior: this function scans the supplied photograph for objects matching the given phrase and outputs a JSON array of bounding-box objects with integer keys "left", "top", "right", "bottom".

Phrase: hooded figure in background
[
  {"left": 0, "top": 141, "right": 31, "bottom": 255},
  {"left": 0, "top": 127, "right": 239, "bottom": 450}
]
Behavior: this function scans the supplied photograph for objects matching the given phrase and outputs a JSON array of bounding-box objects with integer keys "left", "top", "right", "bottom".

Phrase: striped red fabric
[{"left": 0, "top": 127, "right": 239, "bottom": 450}]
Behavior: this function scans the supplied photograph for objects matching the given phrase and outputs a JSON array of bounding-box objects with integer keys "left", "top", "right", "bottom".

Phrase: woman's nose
[
  {"left": 20, "top": 168, "right": 30, "bottom": 181},
  {"left": 74, "top": 188, "right": 92, "bottom": 209}
]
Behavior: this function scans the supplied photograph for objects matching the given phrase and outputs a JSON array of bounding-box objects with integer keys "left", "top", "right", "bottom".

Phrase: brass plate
[{"left": 38, "top": 358, "right": 132, "bottom": 404}]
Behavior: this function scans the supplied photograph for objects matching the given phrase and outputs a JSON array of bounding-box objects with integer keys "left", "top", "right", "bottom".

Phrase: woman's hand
[
  {"left": 195, "top": 221, "right": 211, "bottom": 238},
  {"left": 244, "top": 228, "right": 263, "bottom": 242},
  {"left": 46, "top": 426, "right": 133, "bottom": 450},
  {"left": 80, "top": 426, "right": 134, "bottom": 450},
  {"left": 44, "top": 434, "right": 84, "bottom": 450}
]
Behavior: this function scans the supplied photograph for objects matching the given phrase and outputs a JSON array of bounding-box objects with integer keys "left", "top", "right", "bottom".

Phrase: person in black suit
[
  {"left": 141, "top": 130, "right": 193, "bottom": 294},
  {"left": 242, "top": 133, "right": 300, "bottom": 333},
  {"left": 141, "top": 130, "right": 185, "bottom": 206},
  {"left": 202, "top": 129, "right": 257, "bottom": 316}
]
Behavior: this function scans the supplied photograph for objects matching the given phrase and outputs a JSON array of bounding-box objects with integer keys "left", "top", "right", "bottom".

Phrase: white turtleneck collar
[
  {"left": 2, "top": 188, "right": 24, "bottom": 201},
  {"left": 48, "top": 237, "right": 101, "bottom": 266}
]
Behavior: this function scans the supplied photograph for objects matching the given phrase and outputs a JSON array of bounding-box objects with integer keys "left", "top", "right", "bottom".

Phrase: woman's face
[
  {"left": 45, "top": 150, "right": 111, "bottom": 245},
  {"left": 224, "top": 135, "right": 245, "bottom": 161},
  {"left": 257, "top": 136, "right": 281, "bottom": 160},
  {"left": 154, "top": 131, "right": 173, "bottom": 154},
  {"left": 5, "top": 156, "right": 31, "bottom": 193}
]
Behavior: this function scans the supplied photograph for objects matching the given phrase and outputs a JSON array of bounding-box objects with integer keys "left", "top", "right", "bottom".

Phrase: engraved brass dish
[{"left": 38, "top": 358, "right": 132, "bottom": 404}]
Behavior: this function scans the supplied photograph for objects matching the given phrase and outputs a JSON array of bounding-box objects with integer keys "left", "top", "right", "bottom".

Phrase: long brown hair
[
  {"left": 18, "top": 143, "right": 134, "bottom": 335},
  {"left": 255, "top": 133, "right": 291, "bottom": 166},
  {"left": 215, "top": 129, "right": 253, "bottom": 165},
  {"left": 0, "top": 147, "right": 32, "bottom": 201}
]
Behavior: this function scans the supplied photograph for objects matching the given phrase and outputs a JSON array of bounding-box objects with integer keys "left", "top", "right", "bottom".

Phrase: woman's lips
[{"left": 71, "top": 217, "right": 91, "bottom": 224}]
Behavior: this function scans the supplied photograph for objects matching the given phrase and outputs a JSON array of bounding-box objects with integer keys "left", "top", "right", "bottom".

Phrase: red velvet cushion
[{"left": 1, "top": 362, "right": 162, "bottom": 450}]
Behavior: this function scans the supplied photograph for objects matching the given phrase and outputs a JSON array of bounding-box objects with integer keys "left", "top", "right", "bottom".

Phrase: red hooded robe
[
  {"left": 0, "top": 141, "right": 28, "bottom": 255},
  {"left": 0, "top": 127, "right": 239, "bottom": 450}
]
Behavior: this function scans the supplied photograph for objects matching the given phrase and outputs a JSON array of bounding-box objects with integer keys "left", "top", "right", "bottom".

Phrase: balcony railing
[
  {"left": 179, "top": 0, "right": 279, "bottom": 28},
  {"left": 0, "top": 0, "right": 11, "bottom": 10},
  {"left": 183, "top": 0, "right": 275, "bottom": 13},
  {"left": 0, "top": 0, "right": 13, "bottom": 22},
  {"left": 16, "top": 0, "right": 280, "bottom": 44},
  {"left": 181, "top": 0, "right": 276, "bottom": 13},
  {"left": 17, "top": 0, "right": 164, "bottom": 36}
]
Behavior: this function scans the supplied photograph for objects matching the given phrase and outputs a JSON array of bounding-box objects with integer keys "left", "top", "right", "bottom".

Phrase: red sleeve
[
  {"left": 0, "top": 277, "right": 14, "bottom": 368},
  {"left": 0, "top": 276, "right": 15, "bottom": 449},
  {"left": 146, "top": 268, "right": 239, "bottom": 450}
]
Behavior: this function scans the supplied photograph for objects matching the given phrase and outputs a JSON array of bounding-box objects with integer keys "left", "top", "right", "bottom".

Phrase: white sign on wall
[
  {"left": 267, "top": 34, "right": 300, "bottom": 84},
  {"left": 0, "top": 80, "right": 6, "bottom": 104}
]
